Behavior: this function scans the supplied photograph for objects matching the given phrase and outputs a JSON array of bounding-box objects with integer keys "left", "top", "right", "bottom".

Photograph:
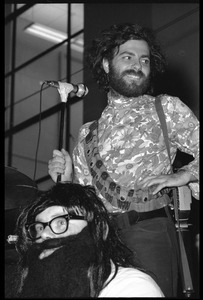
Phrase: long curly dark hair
[
  {"left": 15, "top": 182, "right": 147, "bottom": 297},
  {"left": 85, "top": 22, "right": 166, "bottom": 93}
]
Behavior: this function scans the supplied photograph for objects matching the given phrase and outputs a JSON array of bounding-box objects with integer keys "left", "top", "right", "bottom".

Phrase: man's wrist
[{"left": 177, "top": 169, "right": 197, "bottom": 183}]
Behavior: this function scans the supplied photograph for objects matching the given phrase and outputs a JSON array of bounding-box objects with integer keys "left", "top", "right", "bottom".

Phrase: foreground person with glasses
[{"left": 12, "top": 182, "right": 164, "bottom": 298}]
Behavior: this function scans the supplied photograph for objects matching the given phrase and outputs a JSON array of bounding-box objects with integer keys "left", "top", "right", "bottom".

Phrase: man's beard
[
  {"left": 108, "top": 64, "right": 151, "bottom": 97},
  {"left": 18, "top": 227, "right": 96, "bottom": 298}
]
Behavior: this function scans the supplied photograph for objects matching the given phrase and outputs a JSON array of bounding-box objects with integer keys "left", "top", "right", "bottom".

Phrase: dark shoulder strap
[
  {"left": 155, "top": 96, "right": 194, "bottom": 294},
  {"left": 155, "top": 95, "right": 173, "bottom": 173}
]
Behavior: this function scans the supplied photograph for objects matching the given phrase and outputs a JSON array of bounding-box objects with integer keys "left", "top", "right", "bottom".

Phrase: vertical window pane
[{"left": 5, "top": 3, "right": 84, "bottom": 189}]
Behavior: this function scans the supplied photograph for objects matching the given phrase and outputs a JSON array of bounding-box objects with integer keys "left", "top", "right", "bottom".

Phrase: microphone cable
[{"left": 33, "top": 82, "right": 45, "bottom": 181}]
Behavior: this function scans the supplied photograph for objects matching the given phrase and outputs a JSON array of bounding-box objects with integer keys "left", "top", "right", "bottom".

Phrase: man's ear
[
  {"left": 102, "top": 58, "right": 109, "bottom": 74},
  {"left": 102, "top": 222, "right": 109, "bottom": 241}
]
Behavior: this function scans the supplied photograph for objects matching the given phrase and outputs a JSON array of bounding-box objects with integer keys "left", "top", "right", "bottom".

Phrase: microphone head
[
  {"left": 76, "top": 84, "right": 89, "bottom": 97},
  {"left": 44, "top": 81, "right": 88, "bottom": 98}
]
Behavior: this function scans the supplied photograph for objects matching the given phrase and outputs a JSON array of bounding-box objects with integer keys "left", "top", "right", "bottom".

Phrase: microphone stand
[
  {"left": 57, "top": 102, "right": 66, "bottom": 182},
  {"left": 45, "top": 81, "right": 88, "bottom": 183},
  {"left": 56, "top": 85, "right": 72, "bottom": 183}
]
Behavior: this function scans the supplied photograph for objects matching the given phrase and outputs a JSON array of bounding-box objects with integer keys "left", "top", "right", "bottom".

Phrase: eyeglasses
[{"left": 25, "top": 214, "right": 85, "bottom": 240}]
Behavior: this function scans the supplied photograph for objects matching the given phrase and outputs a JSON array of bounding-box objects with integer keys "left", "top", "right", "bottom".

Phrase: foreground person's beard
[{"left": 18, "top": 227, "right": 96, "bottom": 298}]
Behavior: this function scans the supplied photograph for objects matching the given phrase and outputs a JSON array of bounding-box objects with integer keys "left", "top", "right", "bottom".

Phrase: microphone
[{"left": 45, "top": 81, "right": 88, "bottom": 98}]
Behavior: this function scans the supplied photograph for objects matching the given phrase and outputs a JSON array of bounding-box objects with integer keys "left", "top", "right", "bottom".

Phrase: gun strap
[{"left": 155, "top": 95, "right": 194, "bottom": 296}]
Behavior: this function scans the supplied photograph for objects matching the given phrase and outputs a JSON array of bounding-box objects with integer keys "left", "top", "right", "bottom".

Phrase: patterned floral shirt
[{"left": 72, "top": 92, "right": 199, "bottom": 211}]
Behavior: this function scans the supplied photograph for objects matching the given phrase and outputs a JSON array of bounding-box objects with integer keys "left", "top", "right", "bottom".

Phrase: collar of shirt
[{"left": 107, "top": 90, "right": 147, "bottom": 108}]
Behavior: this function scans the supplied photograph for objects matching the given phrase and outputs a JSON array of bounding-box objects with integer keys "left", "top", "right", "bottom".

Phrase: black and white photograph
[{"left": 5, "top": 2, "right": 199, "bottom": 298}]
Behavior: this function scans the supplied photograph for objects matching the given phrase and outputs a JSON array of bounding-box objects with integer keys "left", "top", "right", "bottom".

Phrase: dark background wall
[{"left": 84, "top": 3, "right": 199, "bottom": 122}]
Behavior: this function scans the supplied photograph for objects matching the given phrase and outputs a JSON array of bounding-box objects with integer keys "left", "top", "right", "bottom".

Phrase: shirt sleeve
[
  {"left": 99, "top": 267, "right": 164, "bottom": 297},
  {"left": 72, "top": 122, "right": 93, "bottom": 186},
  {"left": 163, "top": 96, "right": 199, "bottom": 200}
]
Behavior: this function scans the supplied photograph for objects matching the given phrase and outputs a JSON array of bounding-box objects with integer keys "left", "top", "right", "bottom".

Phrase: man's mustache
[{"left": 123, "top": 70, "right": 144, "bottom": 77}]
